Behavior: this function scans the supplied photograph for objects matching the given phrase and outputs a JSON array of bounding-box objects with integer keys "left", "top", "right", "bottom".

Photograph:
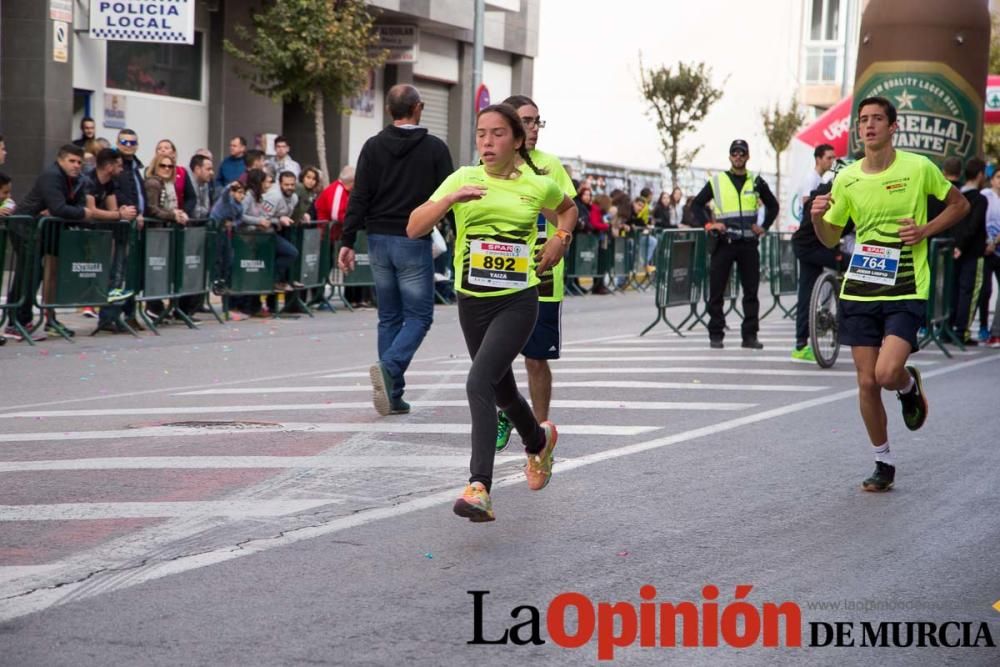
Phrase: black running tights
[{"left": 457, "top": 287, "right": 545, "bottom": 491}]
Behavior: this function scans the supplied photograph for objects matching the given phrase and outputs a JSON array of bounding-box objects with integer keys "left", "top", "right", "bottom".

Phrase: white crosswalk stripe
[
  {"left": 324, "top": 366, "right": 859, "bottom": 377},
  {"left": 0, "top": 421, "right": 656, "bottom": 444},
  {"left": 0, "top": 500, "right": 345, "bottom": 521},
  {"left": 176, "top": 380, "right": 828, "bottom": 395},
  {"left": 0, "top": 399, "right": 754, "bottom": 420}
]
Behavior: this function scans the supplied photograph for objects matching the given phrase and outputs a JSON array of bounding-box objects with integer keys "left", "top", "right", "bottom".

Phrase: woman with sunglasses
[
  {"left": 408, "top": 103, "right": 578, "bottom": 523},
  {"left": 143, "top": 153, "right": 190, "bottom": 318},
  {"left": 154, "top": 139, "right": 196, "bottom": 215}
]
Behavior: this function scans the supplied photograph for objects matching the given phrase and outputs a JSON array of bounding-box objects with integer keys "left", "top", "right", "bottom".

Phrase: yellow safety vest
[{"left": 709, "top": 171, "right": 759, "bottom": 238}]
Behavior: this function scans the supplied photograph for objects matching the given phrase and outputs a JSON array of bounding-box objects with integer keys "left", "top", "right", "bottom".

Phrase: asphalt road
[{"left": 1, "top": 292, "right": 998, "bottom": 666}]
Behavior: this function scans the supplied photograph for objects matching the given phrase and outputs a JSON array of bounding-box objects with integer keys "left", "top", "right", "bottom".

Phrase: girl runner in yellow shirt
[{"left": 408, "top": 103, "right": 577, "bottom": 522}]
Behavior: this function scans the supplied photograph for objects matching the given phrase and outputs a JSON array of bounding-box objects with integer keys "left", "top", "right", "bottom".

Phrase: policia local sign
[{"left": 89, "top": 0, "right": 195, "bottom": 44}]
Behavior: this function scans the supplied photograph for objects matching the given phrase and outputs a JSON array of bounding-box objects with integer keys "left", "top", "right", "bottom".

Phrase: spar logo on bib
[{"left": 851, "top": 62, "right": 982, "bottom": 166}]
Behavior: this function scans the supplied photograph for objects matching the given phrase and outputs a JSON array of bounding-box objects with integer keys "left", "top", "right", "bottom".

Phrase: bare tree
[
  {"left": 761, "top": 97, "right": 806, "bottom": 205},
  {"left": 639, "top": 55, "right": 724, "bottom": 189}
]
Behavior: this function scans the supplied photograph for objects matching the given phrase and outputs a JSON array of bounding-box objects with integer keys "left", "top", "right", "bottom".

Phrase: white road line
[
  {"left": 435, "top": 355, "right": 940, "bottom": 366},
  {"left": 571, "top": 338, "right": 799, "bottom": 345},
  {"left": 0, "top": 333, "right": 639, "bottom": 414},
  {"left": 176, "top": 380, "right": 827, "bottom": 396},
  {"left": 0, "top": 455, "right": 525, "bottom": 473},
  {"left": 324, "top": 367, "right": 859, "bottom": 378},
  {"left": 1, "top": 354, "right": 994, "bottom": 622},
  {"left": 0, "top": 500, "right": 343, "bottom": 521},
  {"left": 0, "top": 422, "right": 655, "bottom": 444},
  {"left": 564, "top": 342, "right": 974, "bottom": 357},
  {"left": 0, "top": 399, "right": 753, "bottom": 420}
]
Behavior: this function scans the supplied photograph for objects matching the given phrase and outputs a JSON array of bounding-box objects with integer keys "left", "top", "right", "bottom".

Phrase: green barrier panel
[
  {"left": 629, "top": 231, "right": 655, "bottom": 290},
  {"left": 230, "top": 230, "right": 277, "bottom": 294},
  {"left": 0, "top": 216, "right": 38, "bottom": 344},
  {"left": 298, "top": 227, "right": 324, "bottom": 287},
  {"left": 567, "top": 233, "right": 599, "bottom": 278},
  {"left": 761, "top": 233, "right": 797, "bottom": 320},
  {"left": 666, "top": 234, "right": 698, "bottom": 307},
  {"left": 642, "top": 230, "right": 701, "bottom": 336},
  {"left": 175, "top": 225, "right": 208, "bottom": 296},
  {"left": 342, "top": 231, "right": 374, "bottom": 286},
  {"left": 55, "top": 228, "right": 113, "bottom": 305},
  {"left": 920, "top": 238, "right": 961, "bottom": 356},
  {"left": 143, "top": 227, "right": 173, "bottom": 299},
  {"left": 612, "top": 236, "right": 629, "bottom": 279}
]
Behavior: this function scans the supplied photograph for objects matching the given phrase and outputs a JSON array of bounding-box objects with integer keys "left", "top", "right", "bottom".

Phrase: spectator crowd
[{"left": 1, "top": 113, "right": 998, "bottom": 351}]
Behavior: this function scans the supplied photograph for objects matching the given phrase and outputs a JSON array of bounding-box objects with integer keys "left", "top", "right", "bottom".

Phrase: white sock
[
  {"left": 900, "top": 374, "right": 915, "bottom": 394},
  {"left": 873, "top": 442, "right": 893, "bottom": 466}
]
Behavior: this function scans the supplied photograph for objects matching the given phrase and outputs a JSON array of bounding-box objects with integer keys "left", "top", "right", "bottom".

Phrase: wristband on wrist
[{"left": 555, "top": 229, "right": 572, "bottom": 244}]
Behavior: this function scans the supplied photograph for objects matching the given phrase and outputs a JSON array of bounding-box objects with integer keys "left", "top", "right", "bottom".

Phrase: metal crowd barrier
[
  {"left": 564, "top": 233, "right": 600, "bottom": 295},
  {"left": 760, "top": 232, "right": 798, "bottom": 320},
  {"left": 0, "top": 216, "right": 38, "bottom": 345},
  {"left": 331, "top": 231, "right": 375, "bottom": 311},
  {"left": 919, "top": 237, "right": 960, "bottom": 356},
  {"left": 37, "top": 217, "right": 138, "bottom": 341},
  {"left": 286, "top": 220, "right": 334, "bottom": 315},
  {"left": 641, "top": 229, "right": 701, "bottom": 336},
  {"left": 134, "top": 218, "right": 223, "bottom": 333}
]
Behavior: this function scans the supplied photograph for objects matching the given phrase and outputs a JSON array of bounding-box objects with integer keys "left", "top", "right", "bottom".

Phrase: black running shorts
[{"left": 838, "top": 298, "right": 926, "bottom": 352}]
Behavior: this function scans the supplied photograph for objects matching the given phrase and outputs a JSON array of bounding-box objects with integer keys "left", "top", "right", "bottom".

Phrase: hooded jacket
[{"left": 341, "top": 125, "right": 453, "bottom": 248}]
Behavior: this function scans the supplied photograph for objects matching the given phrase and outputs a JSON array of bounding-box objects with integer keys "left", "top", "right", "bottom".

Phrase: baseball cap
[{"left": 729, "top": 139, "right": 749, "bottom": 154}]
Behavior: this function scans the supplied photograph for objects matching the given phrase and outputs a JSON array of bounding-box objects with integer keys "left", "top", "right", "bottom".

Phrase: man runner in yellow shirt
[
  {"left": 495, "top": 95, "right": 577, "bottom": 452},
  {"left": 811, "top": 96, "right": 968, "bottom": 492}
]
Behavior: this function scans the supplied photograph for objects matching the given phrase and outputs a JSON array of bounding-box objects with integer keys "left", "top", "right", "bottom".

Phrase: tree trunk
[
  {"left": 314, "top": 94, "right": 331, "bottom": 187},
  {"left": 775, "top": 153, "right": 782, "bottom": 229},
  {"left": 670, "top": 139, "right": 679, "bottom": 191}
]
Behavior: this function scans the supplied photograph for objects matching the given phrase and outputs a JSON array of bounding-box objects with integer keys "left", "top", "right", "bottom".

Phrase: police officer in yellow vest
[{"left": 691, "top": 139, "right": 780, "bottom": 349}]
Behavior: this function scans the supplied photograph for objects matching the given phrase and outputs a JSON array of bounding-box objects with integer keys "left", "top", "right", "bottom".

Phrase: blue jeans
[
  {"left": 274, "top": 233, "right": 299, "bottom": 282},
  {"left": 368, "top": 233, "right": 435, "bottom": 399}
]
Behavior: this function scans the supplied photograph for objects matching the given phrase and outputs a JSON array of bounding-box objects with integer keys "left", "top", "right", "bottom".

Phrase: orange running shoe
[
  {"left": 453, "top": 482, "right": 494, "bottom": 522},
  {"left": 525, "top": 421, "right": 557, "bottom": 491}
]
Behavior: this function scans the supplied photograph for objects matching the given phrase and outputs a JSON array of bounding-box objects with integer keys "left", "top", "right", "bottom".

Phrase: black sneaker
[
  {"left": 862, "top": 461, "right": 895, "bottom": 492},
  {"left": 741, "top": 338, "right": 764, "bottom": 350},
  {"left": 709, "top": 340, "right": 724, "bottom": 349},
  {"left": 389, "top": 397, "right": 410, "bottom": 415},
  {"left": 897, "top": 366, "right": 928, "bottom": 431}
]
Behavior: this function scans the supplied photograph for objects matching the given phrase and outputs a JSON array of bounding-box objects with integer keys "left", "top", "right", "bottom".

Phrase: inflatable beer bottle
[{"left": 850, "top": 0, "right": 991, "bottom": 165}]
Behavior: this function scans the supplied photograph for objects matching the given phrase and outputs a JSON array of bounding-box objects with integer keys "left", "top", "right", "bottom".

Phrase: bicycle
[
  {"left": 808, "top": 268, "right": 842, "bottom": 368},
  {"left": 808, "top": 234, "right": 853, "bottom": 368}
]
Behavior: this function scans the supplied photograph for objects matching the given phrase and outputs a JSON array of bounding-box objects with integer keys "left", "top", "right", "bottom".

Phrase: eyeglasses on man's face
[
  {"left": 730, "top": 150, "right": 747, "bottom": 157},
  {"left": 520, "top": 116, "right": 546, "bottom": 129},
  {"left": 119, "top": 138, "right": 138, "bottom": 147}
]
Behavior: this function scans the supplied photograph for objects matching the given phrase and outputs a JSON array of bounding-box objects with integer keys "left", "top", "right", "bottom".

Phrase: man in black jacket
[
  {"left": 951, "top": 158, "right": 988, "bottom": 346},
  {"left": 13, "top": 144, "right": 87, "bottom": 335},
  {"left": 338, "top": 84, "right": 454, "bottom": 416}
]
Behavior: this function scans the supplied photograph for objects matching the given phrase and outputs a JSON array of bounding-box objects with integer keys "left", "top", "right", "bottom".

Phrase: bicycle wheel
[{"left": 809, "top": 271, "right": 840, "bottom": 368}]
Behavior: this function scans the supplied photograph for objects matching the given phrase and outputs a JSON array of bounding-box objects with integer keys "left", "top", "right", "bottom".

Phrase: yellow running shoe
[
  {"left": 453, "top": 482, "right": 495, "bottom": 522},
  {"left": 525, "top": 421, "right": 558, "bottom": 491}
]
